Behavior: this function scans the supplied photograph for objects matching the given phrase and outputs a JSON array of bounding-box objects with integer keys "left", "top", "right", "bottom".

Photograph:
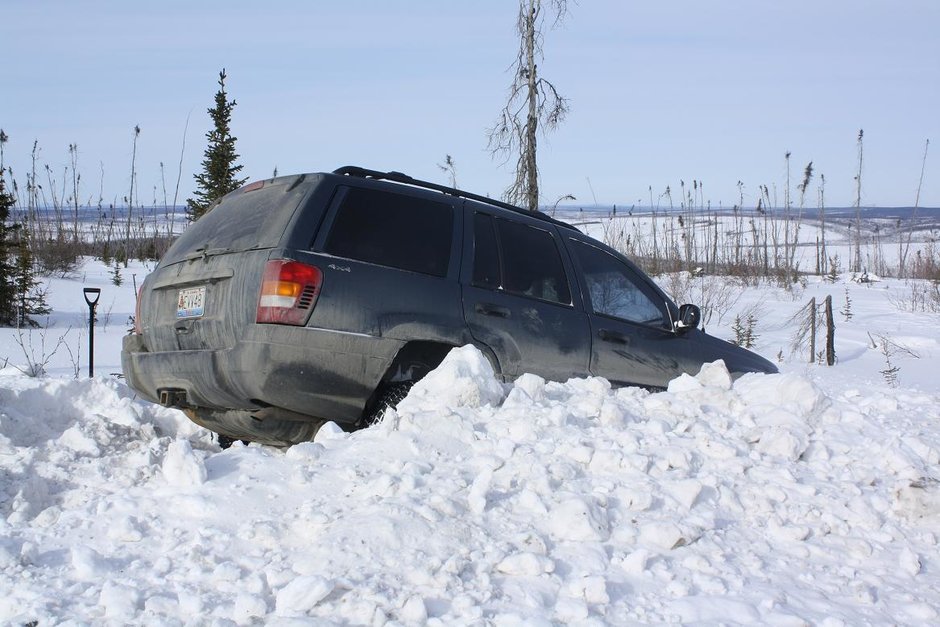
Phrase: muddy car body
[{"left": 122, "top": 167, "right": 776, "bottom": 445}]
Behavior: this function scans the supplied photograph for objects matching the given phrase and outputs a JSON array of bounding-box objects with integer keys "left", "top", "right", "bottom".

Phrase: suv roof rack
[{"left": 333, "top": 166, "right": 576, "bottom": 231}]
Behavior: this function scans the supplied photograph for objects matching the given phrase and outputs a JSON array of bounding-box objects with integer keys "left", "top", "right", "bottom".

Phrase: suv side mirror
[{"left": 675, "top": 304, "right": 701, "bottom": 333}]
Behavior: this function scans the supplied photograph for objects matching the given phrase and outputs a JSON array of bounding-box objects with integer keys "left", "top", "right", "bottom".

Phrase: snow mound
[
  {"left": 2, "top": 347, "right": 940, "bottom": 624},
  {"left": 398, "top": 344, "right": 506, "bottom": 412},
  {"left": 162, "top": 439, "right": 208, "bottom": 486}
]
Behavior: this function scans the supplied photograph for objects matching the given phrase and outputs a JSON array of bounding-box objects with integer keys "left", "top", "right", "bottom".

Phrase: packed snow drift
[{"left": 2, "top": 341, "right": 939, "bottom": 624}]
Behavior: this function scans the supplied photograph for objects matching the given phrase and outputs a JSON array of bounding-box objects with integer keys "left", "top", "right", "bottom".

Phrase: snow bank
[{"left": 2, "top": 347, "right": 939, "bottom": 624}]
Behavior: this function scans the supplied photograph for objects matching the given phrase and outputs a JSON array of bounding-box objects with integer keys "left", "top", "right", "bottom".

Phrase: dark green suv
[{"left": 122, "top": 167, "right": 776, "bottom": 445}]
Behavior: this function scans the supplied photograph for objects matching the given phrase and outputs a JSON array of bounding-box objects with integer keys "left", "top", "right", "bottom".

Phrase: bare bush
[
  {"left": 32, "top": 237, "right": 83, "bottom": 277},
  {"left": 868, "top": 333, "right": 920, "bottom": 388},
  {"left": 6, "top": 137, "right": 179, "bottom": 270},
  {"left": 660, "top": 271, "right": 746, "bottom": 328},
  {"left": 63, "top": 330, "right": 84, "bottom": 379},
  {"left": 10, "top": 320, "right": 71, "bottom": 377},
  {"left": 889, "top": 279, "right": 940, "bottom": 314}
]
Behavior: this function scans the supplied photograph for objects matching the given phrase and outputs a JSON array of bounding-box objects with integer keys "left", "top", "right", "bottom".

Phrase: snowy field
[{"left": 2, "top": 243, "right": 940, "bottom": 622}]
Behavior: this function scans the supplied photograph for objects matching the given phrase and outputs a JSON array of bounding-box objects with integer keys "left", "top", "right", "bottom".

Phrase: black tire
[
  {"left": 217, "top": 434, "right": 249, "bottom": 449},
  {"left": 363, "top": 382, "right": 414, "bottom": 426}
]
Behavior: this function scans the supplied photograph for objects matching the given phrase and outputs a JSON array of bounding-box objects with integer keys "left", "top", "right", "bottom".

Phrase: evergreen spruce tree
[
  {"left": 0, "top": 172, "right": 18, "bottom": 326},
  {"left": 1, "top": 129, "right": 21, "bottom": 325},
  {"left": 1, "top": 129, "right": 49, "bottom": 327},
  {"left": 187, "top": 69, "right": 247, "bottom": 221},
  {"left": 13, "top": 228, "right": 50, "bottom": 327}
]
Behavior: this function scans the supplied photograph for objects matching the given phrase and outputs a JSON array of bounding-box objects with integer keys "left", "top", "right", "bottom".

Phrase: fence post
[
  {"left": 809, "top": 297, "right": 817, "bottom": 363},
  {"left": 824, "top": 295, "right": 835, "bottom": 366}
]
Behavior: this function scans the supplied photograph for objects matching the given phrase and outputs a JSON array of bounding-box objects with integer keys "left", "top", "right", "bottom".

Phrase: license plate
[{"left": 177, "top": 286, "right": 206, "bottom": 319}]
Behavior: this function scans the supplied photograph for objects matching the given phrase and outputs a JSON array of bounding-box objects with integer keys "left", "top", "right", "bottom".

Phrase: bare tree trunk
[
  {"left": 900, "top": 138, "right": 929, "bottom": 276},
  {"left": 809, "top": 297, "right": 816, "bottom": 363},
  {"left": 488, "top": 0, "right": 569, "bottom": 212},
  {"left": 819, "top": 174, "right": 827, "bottom": 275},
  {"left": 172, "top": 113, "right": 191, "bottom": 239},
  {"left": 650, "top": 186, "right": 659, "bottom": 272},
  {"left": 69, "top": 143, "right": 80, "bottom": 245},
  {"left": 784, "top": 152, "right": 791, "bottom": 278},
  {"left": 29, "top": 141, "right": 39, "bottom": 243},
  {"left": 126, "top": 125, "right": 140, "bottom": 258},
  {"left": 524, "top": 0, "right": 539, "bottom": 212},
  {"left": 853, "top": 129, "right": 864, "bottom": 273}
]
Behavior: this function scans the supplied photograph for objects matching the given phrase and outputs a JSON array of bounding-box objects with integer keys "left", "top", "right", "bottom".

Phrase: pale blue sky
[{"left": 2, "top": 0, "right": 938, "bottom": 208}]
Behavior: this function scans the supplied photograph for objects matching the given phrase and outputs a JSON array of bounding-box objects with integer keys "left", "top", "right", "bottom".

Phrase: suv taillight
[{"left": 256, "top": 260, "right": 323, "bottom": 325}]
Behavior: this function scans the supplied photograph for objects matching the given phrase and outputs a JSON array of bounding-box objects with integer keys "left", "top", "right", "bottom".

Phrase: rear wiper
[{"left": 183, "top": 246, "right": 231, "bottom": 262}]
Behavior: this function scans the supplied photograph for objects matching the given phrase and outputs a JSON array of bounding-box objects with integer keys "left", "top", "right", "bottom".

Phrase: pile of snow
[{"left": 2, "top": 346, "right": 939, "bottom": 624}]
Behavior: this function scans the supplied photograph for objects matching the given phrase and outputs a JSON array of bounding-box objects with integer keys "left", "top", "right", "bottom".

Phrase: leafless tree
[
  {"left": 488, "top": 0, "right": 570, "bottom": 212},
  {"left": 900, "top": 138, "right": 929, "bottom": 276},
  {"left": 437, "top": 154, "right": 458, "bottom": 188},
  {"left": 853, "top": 129, "right": 864, "bottom": 272},
  {"left": 126, "top": 124, "right": 141, "bottom": 262}
]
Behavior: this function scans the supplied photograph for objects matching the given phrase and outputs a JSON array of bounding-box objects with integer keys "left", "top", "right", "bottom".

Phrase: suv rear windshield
[
  {"left": 323, "top": 186, "right": 453, "bottom": 277},
  {"left": 162, "top": 178, "right": 312, "bottom": 265}
]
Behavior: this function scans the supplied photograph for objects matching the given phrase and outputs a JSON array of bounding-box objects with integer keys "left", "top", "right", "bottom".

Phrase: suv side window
[
  {"left": 324, "top": 187, "right": 453, "bottom": 277},
  {"left": 472, "top": 213, "right": 500, "bottom": 289},
  {"left": 497, "top": 218, "right": 571, "bottom": 305},
  {"left": 571, "top": 240, "right": 667, "bottom": 327}
]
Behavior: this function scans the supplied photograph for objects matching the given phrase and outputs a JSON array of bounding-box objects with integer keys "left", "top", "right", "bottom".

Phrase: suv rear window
[
  {"left": 498, "top": 219, "right": 571, "bottom": 305},
  {"left": 471, "top": 216, "right": 571, "bottom": 305},
  {"left": 162, "top": 178, "right": 311, "bottom": 265},
  {"left": 324, "top": 187, "right": 453, "bottom": 277},
  {"left": 472, "top": 213, "right": 500, "bottom": 289}
]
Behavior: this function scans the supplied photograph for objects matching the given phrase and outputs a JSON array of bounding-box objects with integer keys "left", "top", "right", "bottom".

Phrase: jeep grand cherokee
[{"left": 122, "top": 167, "right": 776, "bottom": 445}]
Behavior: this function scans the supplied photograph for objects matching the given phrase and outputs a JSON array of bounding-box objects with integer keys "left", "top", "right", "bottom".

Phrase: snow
[{"left": 1, "top": 256, "right": 940, "bottom": 624}]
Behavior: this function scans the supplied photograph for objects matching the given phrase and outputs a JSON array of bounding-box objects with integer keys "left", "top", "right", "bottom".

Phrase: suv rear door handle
[
  {"left": 475, "top": 303, "right": 511, "bottom": 318},
  {"left": 598, "top": 328, "right": 630, "bottom": 345}
]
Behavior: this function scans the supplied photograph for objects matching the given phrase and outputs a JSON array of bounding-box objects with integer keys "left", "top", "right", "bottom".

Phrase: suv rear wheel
[{"left": 362, "top": 381, "right": 414, "bottom": 426}]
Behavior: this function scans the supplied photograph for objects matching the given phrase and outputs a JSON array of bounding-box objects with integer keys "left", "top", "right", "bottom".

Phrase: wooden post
[
  {"left": 824, "top": 295, "right": 835, "bottom": 366},
  {"left": 809, "top": 297, "right": 816, "bottom": 363}
]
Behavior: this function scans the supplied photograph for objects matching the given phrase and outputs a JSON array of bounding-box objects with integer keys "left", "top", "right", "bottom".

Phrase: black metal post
[{"left": 83, "top": 288, "right": 101, "bottom": 377}]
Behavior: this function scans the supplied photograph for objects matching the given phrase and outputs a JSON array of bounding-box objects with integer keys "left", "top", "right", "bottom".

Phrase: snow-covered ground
[{"left": 2, "top": 251, "right": 940, "bottom": 624}]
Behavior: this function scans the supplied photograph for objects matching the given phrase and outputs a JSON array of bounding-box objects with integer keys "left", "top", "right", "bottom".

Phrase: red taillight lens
[{"left": 256, "top": 260, "right": 323, "bottom": 325}]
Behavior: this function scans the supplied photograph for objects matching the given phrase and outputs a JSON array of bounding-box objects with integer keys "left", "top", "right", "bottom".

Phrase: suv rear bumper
[{"left": 121, "top": 330, "right": 392, "bottom": 425}]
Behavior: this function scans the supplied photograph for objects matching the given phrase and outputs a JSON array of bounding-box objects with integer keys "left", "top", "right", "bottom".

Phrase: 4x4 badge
[{"left": 328, "top": 264, "right": 351, "bottom": 273}]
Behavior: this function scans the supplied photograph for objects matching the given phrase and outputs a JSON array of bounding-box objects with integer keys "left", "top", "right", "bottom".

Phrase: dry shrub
[{"left": 659, "top": 271, "right": 747, "bottom": 327}]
